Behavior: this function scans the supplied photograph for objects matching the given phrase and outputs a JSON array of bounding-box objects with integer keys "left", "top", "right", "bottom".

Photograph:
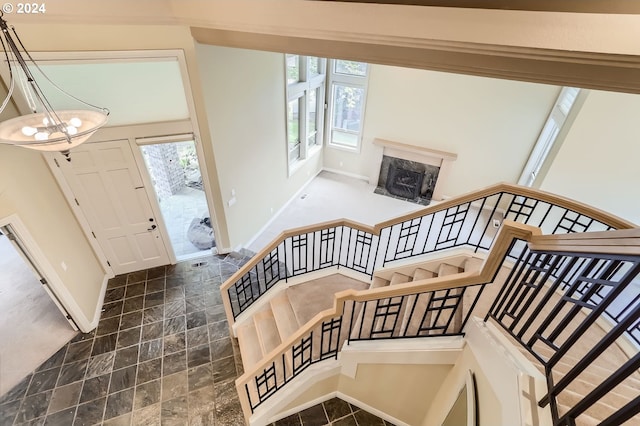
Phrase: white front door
[{"left": 57, "top": 140, "right": 170, "bottom": 275}]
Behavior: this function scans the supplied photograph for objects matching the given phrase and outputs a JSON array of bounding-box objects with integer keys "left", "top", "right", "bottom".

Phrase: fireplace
[
  {"left": 386, "top": 164, "right": 424, "bottom": 199},
  {"left": 375, "top": 155, "right": 440, "bottom": 205}
]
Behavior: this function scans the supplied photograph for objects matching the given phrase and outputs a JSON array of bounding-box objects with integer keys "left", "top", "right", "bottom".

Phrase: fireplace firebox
[
  {"left": 386, "top": 165, "right": 424, "bottom": 199},
  {"left": 375, "top": 155, "right": 440, "bottom": 205}
]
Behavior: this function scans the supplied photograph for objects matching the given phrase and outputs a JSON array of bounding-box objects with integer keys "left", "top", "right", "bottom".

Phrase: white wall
[
  {"left": 540, "top": 90, "right": 640, "bottom": 225},
  {"left": 324, "top": 65, "right": 560, "bottom": 197},
  {"left": 0, "top": 145, "right": 105, "bottom": 327},
  {"left": 422, "top": 344, "right": 502, "bottom": 426},
  {"left": 195, "top": 45, "right": 323, "bottom": 248}
]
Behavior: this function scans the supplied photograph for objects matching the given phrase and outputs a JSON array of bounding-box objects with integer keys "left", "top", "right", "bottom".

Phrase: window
[
  {"left": 285, "top": 54, "right": 326, "bottom": 168},
  {"left": 518, "top": 87, "right": 581, "bottom": 187},
  {"left": 327, "top": 59, "right": 369, "bottom": 150}
]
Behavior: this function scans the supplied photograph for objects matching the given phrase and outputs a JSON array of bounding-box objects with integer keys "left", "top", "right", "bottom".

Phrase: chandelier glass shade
[{"left": 0, "top": 14, "right": 109, "bottom": 156}]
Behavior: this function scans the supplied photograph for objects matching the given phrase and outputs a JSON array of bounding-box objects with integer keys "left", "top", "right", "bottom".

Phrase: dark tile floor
[
  {"left": 272, "top": 398, "right": 395, "bottom": 426},
  {"left": 0, "top": 252, "right": 397, "bottom": 426},
  {"left": 0, "top": 253, "right": 248, "bottom": 426}
]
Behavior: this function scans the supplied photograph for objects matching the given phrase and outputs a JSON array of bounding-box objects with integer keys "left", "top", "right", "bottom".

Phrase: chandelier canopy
[{"left": 0, "top": 14, "right": 109, "bottom": 158}]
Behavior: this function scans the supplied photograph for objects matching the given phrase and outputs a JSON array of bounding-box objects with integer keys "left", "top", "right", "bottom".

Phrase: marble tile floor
[
  {"left": 0, "top": 251, "right": 395, "bottom": 426},
  {"left": 271, "top": 398, "right": 396, "bottom": 426},
  {"left": 0, "top": 252, "right": 251, "bottom": 426}
]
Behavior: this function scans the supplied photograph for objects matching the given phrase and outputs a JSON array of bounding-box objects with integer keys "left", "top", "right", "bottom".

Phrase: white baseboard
[
  {"left": 337, "top": 392, "right": 410, "bottom": 426},
  {"left": 322, "top": 167, "right": 370, "bottom": 183},
  {"left": 88, "top": 274, "right": 111, "bottom": 331}
]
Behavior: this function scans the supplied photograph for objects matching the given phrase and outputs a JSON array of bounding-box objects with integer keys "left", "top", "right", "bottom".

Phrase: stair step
[
  {"left": 412, "top": 268, "right": 436, "bottom": 281},
  {"left": 371, "top": 276, "right": 390, "bottom": 289},
  {"left": 438, "top": 263, "right": 462, "bottom": 277},
  {"left": 463, "top": 257, "right": 484, "bottom": 273},
  {"left": 390, "top": 272, "right": 411, "bottom": 286},
  {"left": 556, "top": 404, "right": 600, "bottom": 426},
  {"left": 254, "top": 306, "right": 282, "bottom": 356},
  {"left": 270, "top": 291, "right": 300, "bottom": 342},
  {"left": 237, "top": 321, "right": 263, "bottom": 371}
]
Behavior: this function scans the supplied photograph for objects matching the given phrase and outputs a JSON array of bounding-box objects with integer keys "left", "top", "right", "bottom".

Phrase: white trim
[
  {"left": 464, "top": 318, "right": 552, "bottom": 426},
  {"left": 340, "top": 337, "right": 463, "bottom": 378},
  {"left": 89, "top": 274, "right": 111, "bottom": 331},
  {"left": 240, "top": 168, "right": 322, "bottom": 250},
  {"left": 251, "top": 363, "right": 342, "bottom": 426},
  {"left": 268, "top": 393, "right": 338, "bottom": 425},
  {"left": 0, "top": 214, "right": 94, "bottom": 332},
  {"left": 321, "top": 167, "right": 370, "bottom": 183}
]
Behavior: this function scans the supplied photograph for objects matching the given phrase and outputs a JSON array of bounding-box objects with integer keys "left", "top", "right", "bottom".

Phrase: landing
[{"left": 286, "top": 274, "right": 370, "bottom": 325}]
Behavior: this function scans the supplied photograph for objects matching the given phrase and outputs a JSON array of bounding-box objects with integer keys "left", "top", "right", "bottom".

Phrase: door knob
[{"left": 147, "top": 225, "right": 157, "bottom": 231}]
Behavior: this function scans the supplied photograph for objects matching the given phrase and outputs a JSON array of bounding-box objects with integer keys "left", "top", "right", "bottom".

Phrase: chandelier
[{"left": 0, "top": 14, "right": 109, "bottom": 158}]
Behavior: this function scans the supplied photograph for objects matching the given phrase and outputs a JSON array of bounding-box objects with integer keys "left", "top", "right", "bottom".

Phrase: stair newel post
[
  {"left": 337, "top": 225, "right": 344, "bottom": 270},
  {"left": 283, "top": 238, "right": 289, "bottom": 283}
]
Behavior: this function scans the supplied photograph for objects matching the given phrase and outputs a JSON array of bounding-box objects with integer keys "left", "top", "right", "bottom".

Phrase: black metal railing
[
  {"left": 224, "top": 186, "right": 626, "bottom": 321},
  {"left": 243, "top": 282, "right": 487, "bottom": 412},
  {"left": 379, "top": 192, "right": 615, "bottom": 267},
  {"left": 226, "top": 225, "right": 379, "bottom": 319},
  {"left": 486, "top": 242, "right": 640, "bottom": 426}
]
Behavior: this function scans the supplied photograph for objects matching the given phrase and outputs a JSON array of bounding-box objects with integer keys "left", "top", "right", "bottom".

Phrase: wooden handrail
[
  {"left": 234, "top": 221, "right": 541, "bottom": 417},
  {"left": 221, "top": 183, "right": 638, "bottom": 330},
  {"left": 529, "top": 227, "right": 640, "bottom": 256},
  {"left": 222, "top": 183, "right": 636, "bottom": 296},
  {"left": 374, "top": 182, "right": 637, "bottom": 231}
]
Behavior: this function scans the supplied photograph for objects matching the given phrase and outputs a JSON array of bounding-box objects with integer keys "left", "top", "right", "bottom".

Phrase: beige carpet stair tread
[
  {"left": 287, "top": 274, "right": 369, "bottom": 326},
  {"left": 371, "top": 276, "right": 390, "bottom": 289},
  {"left": 438, "top": 263, "right": 462, "bottom": 277},
  {"left": 390, "top": 272, "right": 411, "bottom": 285},
  {"left": 463, "top": 257, "right": 484, "bottom": 273},
  {"left": 254, "top": 307, "right": 282, "bottom": 356},
  {"left": 270, "top": 292, "right": 300, "bottom": 342},
  {"left": 237, "top": 321, "right": 263, "bottom": 371},
  {"left": 412, "top": 268, "right": 436, "bottom": 281}
]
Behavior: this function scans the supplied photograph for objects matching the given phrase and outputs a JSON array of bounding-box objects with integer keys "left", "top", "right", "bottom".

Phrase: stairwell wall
[
  {"left": 422, "top": 344, "right": 502, "bottom": 426},
  {"left": 539, "top": 89, "right": 640, "bottom": 225},
  {"left": 195, "top": 44, "right": 323, "bottom": 248}
]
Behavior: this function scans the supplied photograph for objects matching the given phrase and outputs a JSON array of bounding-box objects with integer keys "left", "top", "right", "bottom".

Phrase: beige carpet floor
[
  {"left": 286, "top": 274, "right": 370, "bottom": 326},
  {"left": 248, "top": 171, "right": 421, "bottom": 252},
  {"left": 0, "top": 234, "right": 77, "bottom": 396}
]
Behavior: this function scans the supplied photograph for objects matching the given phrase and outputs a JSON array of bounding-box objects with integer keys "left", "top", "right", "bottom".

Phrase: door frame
[
  {"left": 37, "top": 49, "right": 223, "bottom": 272},
  {"left": 0, "top": 214, "right": 86, "bottom": 331}
]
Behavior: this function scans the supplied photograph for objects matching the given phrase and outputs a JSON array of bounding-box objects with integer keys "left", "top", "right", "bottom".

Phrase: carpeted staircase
[
  {"left": 234, "top": 254, "right": 481, "bottom": 373},
  {"left": 232, "top": 252, "right": 638, "bottom": 425}
]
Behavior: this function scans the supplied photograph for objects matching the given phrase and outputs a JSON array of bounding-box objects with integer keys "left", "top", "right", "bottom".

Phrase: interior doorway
[
  {"left": 0, "top": 226, "right": 77, "bottom": 396},
  {"left": 139, "top": 140, "right": 215, "bottom": 261}
]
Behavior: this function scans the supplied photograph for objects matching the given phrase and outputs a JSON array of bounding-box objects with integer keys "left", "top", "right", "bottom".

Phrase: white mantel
[{"left": 373, "top": 138, "right": 457, "bottom": 201}]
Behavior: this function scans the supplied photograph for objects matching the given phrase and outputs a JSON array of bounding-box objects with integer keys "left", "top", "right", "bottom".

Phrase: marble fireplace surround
[{"left": 373, "top": 138, "right": 457, "bottom": 202}]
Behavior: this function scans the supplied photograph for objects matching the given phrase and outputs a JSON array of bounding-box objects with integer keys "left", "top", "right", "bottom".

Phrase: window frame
[
  {"left": 285, "top": 54, "right": 326, "bottom": 175},
  {"left": 326, "top": 59, "right": 370, "bottom": 153}
]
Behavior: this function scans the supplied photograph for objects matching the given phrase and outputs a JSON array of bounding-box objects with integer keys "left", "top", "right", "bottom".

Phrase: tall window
[
  {"left": 327, "top": 59, "right": 369, "bottom": 151},
  {"left": 286, "top": 54, "right": 326, "bottom": 167},
  {"left": 518, "top": 87, "right": 581, "bottom": 187}
]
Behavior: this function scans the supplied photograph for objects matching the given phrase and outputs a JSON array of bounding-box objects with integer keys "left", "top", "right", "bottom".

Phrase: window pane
[
  {"left": 308, "top": 57, "right": 321, "bottom": 77},
  {"left": 288, "top": 98, "right": 300, "bottom": 160},
  {"left": 307, "top": 89, "right": 318, "bottom": 146},
  {"left": 286, "top": 54, "right": 299, "bottom": 84},
  {"left": 332, "top": 84, "right": 364, "bottom": 134},
  {"left": 334, "top": 60, "right": 367, "bottom": 76},
  {"left": 331, "top": 130, "right": 358, "bottom": 148}
]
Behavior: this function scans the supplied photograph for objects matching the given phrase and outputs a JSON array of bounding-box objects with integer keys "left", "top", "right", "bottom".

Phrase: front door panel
[{"left": 58, "top": 140, "right": 170, "bottom": 274}]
